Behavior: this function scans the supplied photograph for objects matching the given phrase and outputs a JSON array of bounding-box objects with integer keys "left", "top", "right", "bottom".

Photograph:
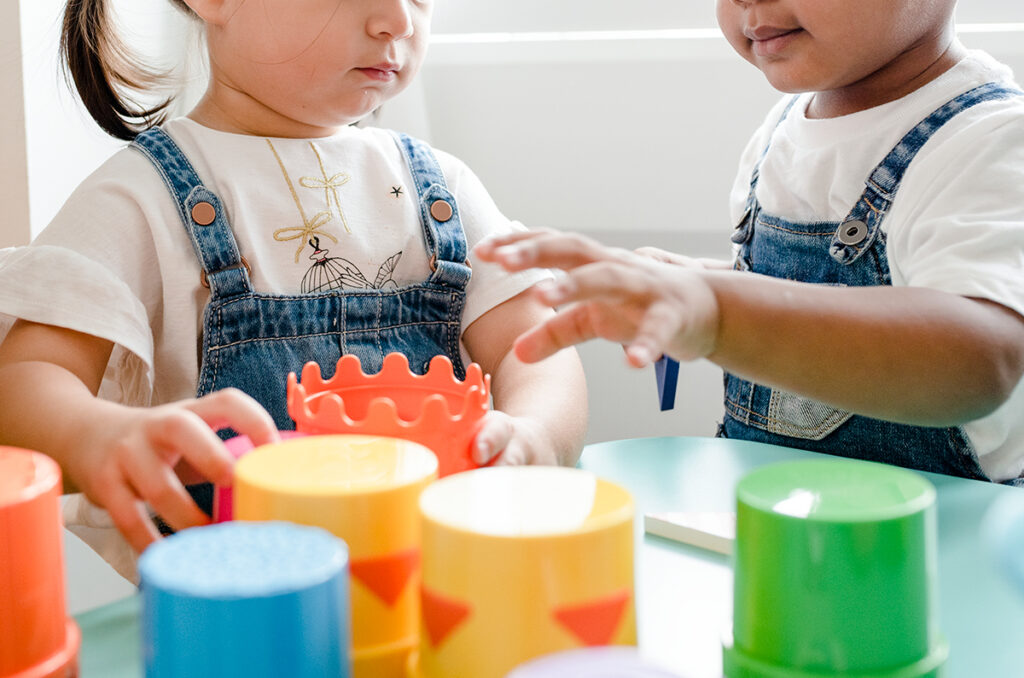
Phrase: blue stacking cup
[{"left": 139, "top": 521, "right": 351, "bottom": 678}]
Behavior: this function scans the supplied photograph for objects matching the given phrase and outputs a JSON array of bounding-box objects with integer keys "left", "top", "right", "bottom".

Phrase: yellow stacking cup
[
  {"left": 233, "top": 435, "right": 438, "bottom": 678},
  {"left": 412, "top": 466, "right": 636, "bottom": 678}
]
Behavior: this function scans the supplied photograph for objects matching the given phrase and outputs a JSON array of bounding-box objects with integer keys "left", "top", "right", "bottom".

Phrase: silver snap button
[
  {"left": 430, "top": 199, "right": 454, "bottom": 222},
  {"left": 734, "top": 206, "right": 751, "bottom": 230},
  {"left": 837, "top": 220, "right": 868, "bottom": 246}
]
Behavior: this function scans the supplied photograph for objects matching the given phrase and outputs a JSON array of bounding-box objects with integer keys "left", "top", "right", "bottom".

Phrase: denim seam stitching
[{"left": 207, "top": 322, "right": 460, "bottom": 351}]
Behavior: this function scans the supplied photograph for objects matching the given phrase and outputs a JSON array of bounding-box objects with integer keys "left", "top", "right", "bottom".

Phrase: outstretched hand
[
  {"left": 70, "top": 388, "right": 279, "bottom": 553},
  {"left": 475, "top": 229, "right": 721, "bottom": 368}
]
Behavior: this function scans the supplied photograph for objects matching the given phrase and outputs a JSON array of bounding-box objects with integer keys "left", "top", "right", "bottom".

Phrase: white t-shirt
[
  {"left": 0, "top": 118, "right": 546, "bottom": 408},
  {"left": 727, "top": 51, "right": 1024, "bottom": 482},
  {"left": 0, "top": 120, "right": 548, "bottom": 580}
]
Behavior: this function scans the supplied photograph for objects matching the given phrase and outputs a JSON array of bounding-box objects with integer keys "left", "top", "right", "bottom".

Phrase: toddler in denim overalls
[
  {"left": 0, "top": 0, "right": 587, "bottom": 579},
  {"left": 480, "top": 0, "right": 1024, "bottom": 485}
]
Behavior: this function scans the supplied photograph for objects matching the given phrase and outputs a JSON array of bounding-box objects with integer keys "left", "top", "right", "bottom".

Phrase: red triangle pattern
[
  {"left": 349, "top": 548, "right": 420, "bottom": 607},
  {"left": 421, "top": 586, "right": 473, "bottom": 648},
  {"left": 552, "top": 589, "right": 631, "bottom": 646}
]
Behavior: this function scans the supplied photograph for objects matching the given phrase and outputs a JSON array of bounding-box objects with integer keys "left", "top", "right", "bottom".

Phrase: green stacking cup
[{"left": 722, "top": 459, "right": 948, "bottom": 678}]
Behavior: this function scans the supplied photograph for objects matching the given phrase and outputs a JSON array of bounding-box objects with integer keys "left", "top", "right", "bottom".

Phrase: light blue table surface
[{"left": 75, "top": 437, "right": 1024, "bottom": 677}]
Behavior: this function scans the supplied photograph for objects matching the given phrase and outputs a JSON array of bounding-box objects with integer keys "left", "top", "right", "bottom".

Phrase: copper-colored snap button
[
  {"left": 430, "top": 199, "right": 454, "bottom": 222},
  {"left": 191, "top": 201, "right": 217, "bottom": 226}
]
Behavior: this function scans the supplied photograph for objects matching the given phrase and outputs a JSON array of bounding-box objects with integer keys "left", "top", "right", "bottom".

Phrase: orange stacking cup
[
  {"left": 287, "top": 353, "right": 490, "bottom": 477},
  {"left": 0, "top": 448, "right": 80, "bottom": 678},
  {"left": 233, "top": 435, "right": 438, "bottom": 678},
  {"left": 412, "top": 467, "right": 637, "bottom": 678}
]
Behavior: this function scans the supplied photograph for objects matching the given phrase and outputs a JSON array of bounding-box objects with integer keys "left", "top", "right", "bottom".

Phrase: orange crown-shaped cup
[{"left": 287, "top": 352, "right": 491, "bottom": 477}]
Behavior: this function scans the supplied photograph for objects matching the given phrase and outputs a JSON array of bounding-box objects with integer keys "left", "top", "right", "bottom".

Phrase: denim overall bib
[
  {"left": 131, "top": 128, "right": 471, "bottom": 512},
  {"left": 721, "top": 82, "right": 1023, "bottom": 481}
]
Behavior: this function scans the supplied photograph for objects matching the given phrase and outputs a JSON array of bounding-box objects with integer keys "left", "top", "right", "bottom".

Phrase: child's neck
[{"left": 806, "top": 38, "right": 967, "bottom": 119}]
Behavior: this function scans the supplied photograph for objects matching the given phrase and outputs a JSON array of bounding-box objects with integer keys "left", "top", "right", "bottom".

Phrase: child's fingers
[
  {"left": 189, "top": 388, "right": 279, "bottom": 446},
  {"left": 486, "top": 231, "right": 622, "bottom": 272},
  {"left": 474, "top": 230, "right": 553, "bottom": 258},
  {"left": 472, "top": 412, "right": 514, "bottom": 464},
  {"left": 123, "top": 450, "right": 210, "bottom": 532},
  {"left": 627, "top": 301, "right": 683, "bottom": 368},
  {"left": 514, "top": 304, "right": 601, "bottom": 364},
  {"left": 103, "top": 482, "right": 161, "bottom": 553},
  {"left": 145, "top": 409, "right": 236, "bottom": 486}
]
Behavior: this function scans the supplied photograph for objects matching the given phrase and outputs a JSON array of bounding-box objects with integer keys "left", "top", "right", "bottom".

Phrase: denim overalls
[
  {"left": 721, "top": 82, "right": 1023, "bottom": 481},
  {"left": 131, "top": 128, "right": 471, "bottom": 512}
]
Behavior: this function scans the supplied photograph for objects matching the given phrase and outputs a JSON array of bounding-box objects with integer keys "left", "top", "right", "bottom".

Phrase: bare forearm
[
  {"left": 490, "top": 349, "right": 588, "bottom": 466},
  {"left": 0, "top": 361, "right": 122, "bottom": 492},
  {"left": 706, "top": 272, "right": 1024, "bottom": 425}
]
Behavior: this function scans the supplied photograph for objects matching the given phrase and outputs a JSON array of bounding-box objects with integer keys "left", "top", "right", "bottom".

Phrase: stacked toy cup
[
  {"left": 233, "top": 435, "right": 438, "bottom": 678},
  {"left": 212, "top": 430, "right": 306, "bottom": 523},
  {"left": 287, "top": 352, "right": 490, "bottom": 477},
  {"left": 0, "top": 448, "right": 80, "bottom": 678},
  {"left": 139, "top": 521, "right": 351, "bottom": 678},
  {"left": 411, "top": 466, "right": 636, "bottom": 678},
  {"left": 723, "top": 459, "right": 948, "bottom": 678}
]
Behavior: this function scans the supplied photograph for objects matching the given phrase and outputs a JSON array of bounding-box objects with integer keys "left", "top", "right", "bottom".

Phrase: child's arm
[
  {"left": 477, "top": 230, "right": 1024, "bottom": 427},
  {"left": 462, "top": 290, "right": 588, "bottom": 466},
  {"left": 0, "top": 320, "right": 278, "bottom": 552}
]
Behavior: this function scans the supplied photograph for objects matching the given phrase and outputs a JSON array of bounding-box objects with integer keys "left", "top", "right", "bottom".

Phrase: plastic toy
[
  {"left": 139, "top": 521, "right": 350, "bottom": 678},
  {"left": 287, "top": 352, "right": 490, "bottom": 476},
  {"left": 411, "top": 466, "right": 636, "bottom": 678},
  {"left": 232, "top": 434, "right": 438, "bottom": 678},
  {"left": 0, "top": 447, "right": 80, "bottom": 678},
  {"left": 723, "top": 459, "right": 947, "bottom": 678}
]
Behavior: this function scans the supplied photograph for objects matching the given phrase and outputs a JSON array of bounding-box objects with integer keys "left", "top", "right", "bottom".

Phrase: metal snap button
[
  {"left": 191, "top": 201, "right": 217, "bottom": 226},
  {"left": 837, "top": 219, "right": 868, "bottom": 246},
  {"left": 430, "top": 199, "right": 454, "bottom": 222},
  {"left": 734, "top": 206, "right": 751, "bottom": 230}
]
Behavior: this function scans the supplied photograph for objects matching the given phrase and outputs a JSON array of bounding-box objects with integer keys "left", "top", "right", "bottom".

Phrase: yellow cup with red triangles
[
  {"left": 410, "top": 466, "right": 636, "bottom": 678},
  {"left": 234, "top": 435, "right": 437, "bottom": 678}
]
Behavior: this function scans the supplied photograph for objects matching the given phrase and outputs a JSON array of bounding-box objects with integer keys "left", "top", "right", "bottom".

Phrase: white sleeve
[
  {"left": 887, "top": 111, "right": 1024, "bottom": 318},
  {"left": 435, "top": 150, "right": 552, "bottom": 330},
  {"left": 0, "top": 150, "right": 163, "bottom": 405}
]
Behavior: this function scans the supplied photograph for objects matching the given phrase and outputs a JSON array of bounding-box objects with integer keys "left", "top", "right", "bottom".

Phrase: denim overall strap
[
  {"left": 131, "top": 129, "right": 253, "bottom": 299},
  {"left": 732, "top": 95, "right": 802, "bottom": 246},
  {"left": 718, "top": 83, "right": 1024, "bottom": 481},
  {"left": 830, "top": 82, "right": 1024, "bottom": 265},
  {"left": 389, "top": 131, "right": 472, "bottom": 290}
]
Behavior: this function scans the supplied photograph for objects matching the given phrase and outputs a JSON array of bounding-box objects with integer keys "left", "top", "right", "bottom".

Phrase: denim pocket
[{"left": 765, "top": 388, "right": 853, "bottom": 440}]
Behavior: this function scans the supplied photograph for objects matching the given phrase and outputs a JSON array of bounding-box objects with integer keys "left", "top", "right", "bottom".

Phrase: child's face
[
  {"left": 716, "top": 0, "right": 956, "bottom": 99},
  {"left": 203, "top": 0, "right": 431, "bottom": 133}
]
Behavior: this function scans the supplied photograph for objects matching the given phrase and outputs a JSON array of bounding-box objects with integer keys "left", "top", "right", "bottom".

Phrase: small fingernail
[
  {"left": 630, "top": 345, "right": 654, "bottom": 365},
  {"left": 536, "top": 280, "right": 566, "bottom": 303},
  {"left": 498, "top": 247, "right": 524, "bottom": 266}
]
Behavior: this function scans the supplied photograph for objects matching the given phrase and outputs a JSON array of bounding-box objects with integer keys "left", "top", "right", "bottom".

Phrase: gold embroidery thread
[{"left": 267, "top": 139, "right": 338, "bottom": 263}]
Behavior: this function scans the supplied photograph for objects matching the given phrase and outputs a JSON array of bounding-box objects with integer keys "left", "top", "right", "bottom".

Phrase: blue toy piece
[
  {"left": 139, "top": 521, "right": 351, "bottom": 678},
  {"left": 655, "top": 356, "right": 680, "bottom": 411}
]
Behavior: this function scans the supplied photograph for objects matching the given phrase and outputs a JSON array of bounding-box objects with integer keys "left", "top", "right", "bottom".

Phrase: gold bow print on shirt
[{"left": 267, "top": 139, "right": 344, "bottom": 263}]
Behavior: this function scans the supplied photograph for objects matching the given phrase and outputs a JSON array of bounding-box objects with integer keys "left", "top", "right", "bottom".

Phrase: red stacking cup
[{"left": 0, "top": 447, "right": 80, "bottom": 678}]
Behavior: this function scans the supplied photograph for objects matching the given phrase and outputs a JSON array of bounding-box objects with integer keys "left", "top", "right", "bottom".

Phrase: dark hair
[{"left": 60, "top": 0, "right": 195, "bottom": 140}]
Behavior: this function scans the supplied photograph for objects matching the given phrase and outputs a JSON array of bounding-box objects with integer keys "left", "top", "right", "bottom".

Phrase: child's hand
[
  {"left": 69, "top": 388, "right": 278, "bottom": 553},
  {"left": 476, "top": 230, "right": 721, "bottom": 368},
  {"left": 471, "top": 410, "right": 557, "bottom": 466}
]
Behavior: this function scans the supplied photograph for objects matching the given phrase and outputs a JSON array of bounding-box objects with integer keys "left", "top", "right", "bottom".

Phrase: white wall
[{"left": 0, "top": 1, "right": 30, "bottom": 248}]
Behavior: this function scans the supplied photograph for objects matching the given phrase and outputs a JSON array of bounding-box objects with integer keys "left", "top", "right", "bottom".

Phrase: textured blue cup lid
[{"left": 138, "top": 521, "right": 347, "bottom": 599}]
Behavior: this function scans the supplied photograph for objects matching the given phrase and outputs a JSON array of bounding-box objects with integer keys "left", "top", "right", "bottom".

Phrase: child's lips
[
  {"left": 745, "top": 26, "right": 803, "bottom": 57},
  {"left": 357, "top": 63, "right": 400, "bottom": 81}
]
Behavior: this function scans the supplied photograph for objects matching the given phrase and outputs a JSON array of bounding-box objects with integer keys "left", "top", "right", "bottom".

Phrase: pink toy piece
[
  {"left": 213, "top": 430, "right": 306, "bottom": 523},
  {"left": 287, "top": 353, "right": 491, "bottom": 477}
]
